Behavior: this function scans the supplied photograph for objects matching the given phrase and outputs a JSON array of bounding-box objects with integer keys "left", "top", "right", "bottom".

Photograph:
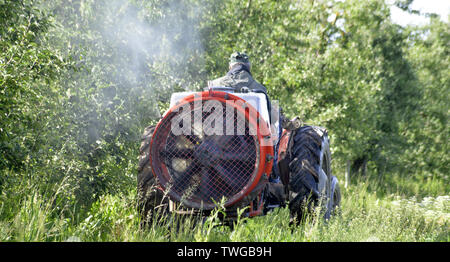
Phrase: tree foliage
[{"left": 0, "top": 0, "right": 448, "bottom": 227}]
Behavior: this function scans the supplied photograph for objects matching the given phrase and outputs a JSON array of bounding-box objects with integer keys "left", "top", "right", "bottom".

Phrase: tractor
[{"left": 137, "top": 86, "right": 341, "bottom": 224}]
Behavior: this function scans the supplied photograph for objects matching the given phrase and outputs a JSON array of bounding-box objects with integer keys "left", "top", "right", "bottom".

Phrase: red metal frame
[
  {"left": 277, "top": 129, "right": 292, "bottom": 160},
  {"left": 149, "top": 91, "right": 273, "bottom": 210}
]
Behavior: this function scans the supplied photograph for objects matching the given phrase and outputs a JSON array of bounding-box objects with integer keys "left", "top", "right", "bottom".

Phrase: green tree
[
  {"left": 201, "top": 0, "right": 424, "bottom": 179},
  {"left": 401, "top": 17, "right": 449, "bottom": 183},
  {"left": 0, "top": 0, "right": 69, "bottom": 172}
]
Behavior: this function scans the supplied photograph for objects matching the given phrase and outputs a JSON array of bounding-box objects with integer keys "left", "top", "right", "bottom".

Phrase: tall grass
[
  {"left": 0, "top": 172, "right": 448, "bottom": 242},
  {"left": 0, "top": 184, "right": 70, "bottom": 241}
]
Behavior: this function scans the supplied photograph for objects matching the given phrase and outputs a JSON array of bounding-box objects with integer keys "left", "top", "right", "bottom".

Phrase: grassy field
[
  {"left": 0, "top": 0, "right": 448, "bottom": 245},
  {"left": 0, "top": 174, "right": 448, "bottom": 242}
]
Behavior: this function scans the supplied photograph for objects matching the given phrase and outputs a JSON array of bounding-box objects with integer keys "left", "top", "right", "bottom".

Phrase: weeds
[{"left": 0, "top": 172, "right": 448, "bottom": 242}]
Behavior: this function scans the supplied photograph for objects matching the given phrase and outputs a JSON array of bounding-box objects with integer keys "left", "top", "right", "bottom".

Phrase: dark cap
[{"left": 229, "top": 52, "right": 250, "bottom": 64}]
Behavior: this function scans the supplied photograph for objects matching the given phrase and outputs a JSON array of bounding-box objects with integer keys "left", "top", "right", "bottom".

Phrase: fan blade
[
  {"left": 196, "top": 167, "right": 212, "bottom": 200},
  {"left": 219, "top": 150, "right": 254, "bottom": 161},
  {"left": 160, "top": 148, "right": 194, "bottom": 159},
  {"left": 171, "top": 161, "right": 201, "bottom": 195},
  {"left": 198, "top": 166, "right": 228, "bottom": 202},
  {"left": 213, "top": 163, "right": 243, "bottom": 190},
  {"left": 218, "top": 136, "right": 255, "bottom": 161}
]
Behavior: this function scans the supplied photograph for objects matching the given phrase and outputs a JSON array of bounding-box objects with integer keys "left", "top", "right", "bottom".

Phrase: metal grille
[{"left": 151, "top": 98, "right": 259, "bottom": 209}]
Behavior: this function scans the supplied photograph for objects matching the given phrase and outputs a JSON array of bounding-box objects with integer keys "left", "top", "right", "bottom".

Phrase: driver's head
[{"left": 229, "top": 51, "right": 251, "bottom": 70}]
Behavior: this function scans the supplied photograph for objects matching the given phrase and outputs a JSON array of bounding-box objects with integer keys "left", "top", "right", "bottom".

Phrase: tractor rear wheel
[
  {"left": 288, "top": 126, "right": 341, "bottom": 220},
  {"left": 137, "top": 125, "right": 168, "bottom": 226}
]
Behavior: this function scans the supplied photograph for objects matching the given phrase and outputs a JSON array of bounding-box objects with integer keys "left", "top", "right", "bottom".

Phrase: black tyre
[
  {"left": 288, "top": 126, "right": 341, "bottom": 220},
  {"left": 137, "top": 125, "right": 168, "bottom": 226}
]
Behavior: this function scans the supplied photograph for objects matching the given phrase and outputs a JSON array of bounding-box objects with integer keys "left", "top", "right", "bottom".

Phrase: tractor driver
[
  {"left": 207, "top": 52, "right": 286, "bottom": 207},
  {"left": 207, "top": 51, "right": 278, "bottom": 163},
  {"left": 207, "top": 52, "right": 267, "bottom": 94}
]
